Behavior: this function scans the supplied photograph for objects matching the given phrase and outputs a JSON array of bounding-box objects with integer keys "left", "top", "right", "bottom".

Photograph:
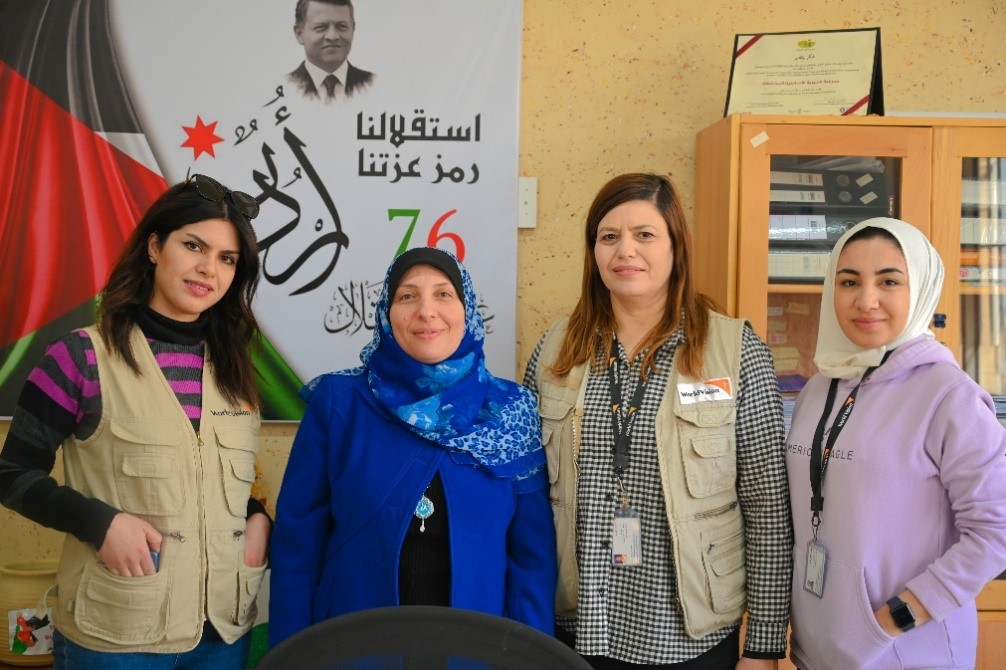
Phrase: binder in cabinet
[
  {"left": 767, "top": 249, "right": 832, "bottom": 283},
  {"left": 770, "top": 168, "right": 890, "bottom": 209},
  {"left": 768, "top": 215, "right": 866, "bottom": 244}
]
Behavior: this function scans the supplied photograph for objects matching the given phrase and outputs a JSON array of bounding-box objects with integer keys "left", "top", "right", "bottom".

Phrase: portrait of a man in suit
[{"left": 288, "top": 0, "right": 374, "bottom": 102}]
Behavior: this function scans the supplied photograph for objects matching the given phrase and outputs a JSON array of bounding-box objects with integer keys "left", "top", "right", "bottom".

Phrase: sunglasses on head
[{"left": 189, "top": 173, "right": 260, "bottom": 221}]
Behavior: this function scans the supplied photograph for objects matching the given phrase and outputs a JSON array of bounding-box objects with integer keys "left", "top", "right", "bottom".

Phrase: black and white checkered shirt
[{"left": 524, "top": 322, "right": 792, "bottom": 663}]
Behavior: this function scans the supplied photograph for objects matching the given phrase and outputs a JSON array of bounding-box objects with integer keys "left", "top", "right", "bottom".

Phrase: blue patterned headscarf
[{"left": 303, "top": 248, "right": 546, "bottom": 492}]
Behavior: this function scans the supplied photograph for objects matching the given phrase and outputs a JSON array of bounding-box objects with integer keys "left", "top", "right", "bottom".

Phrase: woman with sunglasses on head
[
  {"left": 785, "top": 218, "right": 1006, "bottom": 670},
  {"left": 268, "top": 247, "right": 556, "bottom": 648},
  {"left": 0, "top": 175, "right": 268, "bottom": 669}
]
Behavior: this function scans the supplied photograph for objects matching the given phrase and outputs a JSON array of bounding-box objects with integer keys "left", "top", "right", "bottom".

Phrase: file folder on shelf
[
  {"left": 961, "top": 179, "right": 1006, "bottom": 205},
  {"left": 770, "top": 167, "right": 889, "bottom": 209},
  {"left": 768, "top": 250, "right": 831, "bottom": 283},
  {"left": 960, "top": 217, "right": 1006, "bottom": 245},
  {"left": 769, "top": 215, "right": 865, "bottom": 243},
  {"left": 770, "top": 189, "right": 827, "bottom": 204}
]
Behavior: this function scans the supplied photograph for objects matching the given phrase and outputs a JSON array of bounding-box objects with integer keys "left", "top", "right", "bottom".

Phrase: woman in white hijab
[{"left": 785, "top": 217, "right": 1006, "bottom": 670}]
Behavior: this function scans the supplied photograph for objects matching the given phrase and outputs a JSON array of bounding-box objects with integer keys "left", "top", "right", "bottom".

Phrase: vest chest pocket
[
  {"left": 538, "top": 395, "right": 573, "bottom": 488},
  {"left": 537, "top": 389, "right": 579, "bottom": 615},
  {"left": 674, "top": 401, "right": 737, "bottom": 499},
  {"left": 111, "top": 422, "right": 184, "bottom": 516},
  {"left": 215, "top": 427, "right": 260, "bottom": 518},
  {"left": 700, "top": 512, "right": 747, "bottom": 614},
  {"left": 236, "top": 563, "right": 267, "bottom": 626}
]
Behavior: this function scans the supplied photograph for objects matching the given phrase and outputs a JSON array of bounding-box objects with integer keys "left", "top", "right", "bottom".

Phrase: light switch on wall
[{"left": 518, "top": 176, "right": 537, "bottom": 228}]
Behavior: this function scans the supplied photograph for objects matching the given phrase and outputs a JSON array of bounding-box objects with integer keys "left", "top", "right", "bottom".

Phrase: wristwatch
[{"left": 887, "top": 596, "right": 916, "bottom": 632}]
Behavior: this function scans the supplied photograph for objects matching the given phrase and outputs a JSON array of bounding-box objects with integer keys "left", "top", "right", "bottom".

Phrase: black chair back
[{"left": 257, "top": 606, "right": 592, "bottom": 669}]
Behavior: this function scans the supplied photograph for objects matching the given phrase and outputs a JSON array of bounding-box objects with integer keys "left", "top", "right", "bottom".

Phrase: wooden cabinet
[
  {"left": 694, "top": 113, "right": 1006, "bottom": 388},
  {"left": 694, "top": 113, "right": 1006, "bottom": 668},
  {"left": 977, "top": 581, "right": 1006, "bottom": 669}
]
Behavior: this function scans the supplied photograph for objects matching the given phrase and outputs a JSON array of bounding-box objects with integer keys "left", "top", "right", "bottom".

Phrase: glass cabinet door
[
  {"left": 931, "top": 128, "right": 1006, "bottom": 596},
  {"left": 933, "top": 127, "right": 1006, "bottom": 425},
  {"left": 735, "top": 124, "right": 932, "bottom": 397},
  {"left": 959, "top": 156, "right": 1005, "bottom": 398},
  {"left": 766, "top": 152, "right": 901, "bottom": 393}
]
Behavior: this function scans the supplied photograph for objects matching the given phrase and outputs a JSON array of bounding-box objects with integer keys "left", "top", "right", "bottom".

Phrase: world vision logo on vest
[
  {"left": 210, "top": 406, "right": 254, "bottom": 417},
  {"left": 676, "top": 377, "right": 733, "bottom": 404}
]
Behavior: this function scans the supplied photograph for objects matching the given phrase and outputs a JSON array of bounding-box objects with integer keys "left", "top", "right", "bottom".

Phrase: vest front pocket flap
[
  {"left": 683, "top": 432, "right": 736, "bottom": 498},
  {"left": 541, "top": 423, "right": 556, "bottom": 447},
  {"left": 229, "top": 458, "right": 256, "bottom": 484},
  {"left": 214, "top": 427, "right": 258, "bottom": 484},
  {"left": 235, "top": 563, "right": 268, "bottom": 628},
  {"left": 674, "top": 401, "right": 736, "bottom": 427},
  {"left": 121, "top": 453, "right": 174, "bottom": 479},
  {"left": 709, "top": 544, "right": 744, "bottom": 576},
  {"left": 538, "top": 395, "right": 574, "bottom": 421},
  {"left": 114, "top": 446, "right": 183, "bottom": 515},
  {"left": 691, "top": 434, "right": 731, "bottom": 459},
  {"left": 243, "top": 564, "right": 267, "bottom": 595},
  {"left": 216, "top": 428, "right": 258, "bottom": 517},
  {"left": 85, "top": 572, "right": 162, "bottom": 609}
]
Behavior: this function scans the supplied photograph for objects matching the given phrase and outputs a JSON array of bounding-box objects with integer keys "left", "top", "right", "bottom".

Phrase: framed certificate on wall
[{"left": 724, "top": 28, "right": 884, "bottom": 117}]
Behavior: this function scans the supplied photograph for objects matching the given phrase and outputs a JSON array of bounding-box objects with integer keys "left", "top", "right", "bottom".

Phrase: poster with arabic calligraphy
[{"left": 0, "top": 0, "right": 521, "bottom": 420}]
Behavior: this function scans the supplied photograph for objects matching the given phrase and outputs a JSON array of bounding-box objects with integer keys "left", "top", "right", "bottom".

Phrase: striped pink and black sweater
[{"left": 0, "top": 307, "right": 266, "bottom": 550}]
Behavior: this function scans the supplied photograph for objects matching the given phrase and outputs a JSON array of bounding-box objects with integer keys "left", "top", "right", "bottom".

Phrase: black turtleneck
[{"left": 136, "top": 305, "right": 209, "bottom": 345}]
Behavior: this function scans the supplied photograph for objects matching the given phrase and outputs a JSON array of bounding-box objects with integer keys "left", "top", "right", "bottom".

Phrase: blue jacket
[{"left": 269, "top": 372, "right": 556, "bottom": 647}]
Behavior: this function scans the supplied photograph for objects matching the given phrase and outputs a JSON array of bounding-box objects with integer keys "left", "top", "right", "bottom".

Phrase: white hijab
[{"left": 814, "top": 217, "right": 945, "bottom": 379}]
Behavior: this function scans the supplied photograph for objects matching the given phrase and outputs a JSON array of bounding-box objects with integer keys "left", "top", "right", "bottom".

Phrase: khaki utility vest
[
  {"left": 535, "top": 314, "right": 747, "bottom": 638},
  {"left": 54, "top": 326, "right": 264, "bottom": 652}
]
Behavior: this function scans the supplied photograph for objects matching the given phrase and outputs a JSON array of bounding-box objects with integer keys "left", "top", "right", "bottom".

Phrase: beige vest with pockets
[
  {"left": 534, "top": 313, "right": 747, "bottom": 638},
  {"left": 54, "top": 325, "right": 264, "bottom": 652}
]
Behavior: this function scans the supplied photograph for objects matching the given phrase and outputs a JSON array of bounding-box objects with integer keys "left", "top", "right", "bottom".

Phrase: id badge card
[
  {"left": 611, "top": 507, "right": 642, "bottom": 567},
  {"left": 804, "top": 539, "right": 827, "bottom": 597}
]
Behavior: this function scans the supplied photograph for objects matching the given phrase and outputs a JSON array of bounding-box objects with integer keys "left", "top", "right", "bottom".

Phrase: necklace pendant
[{"left": 414, "top": 494, "right": 434, "bottom": 533}]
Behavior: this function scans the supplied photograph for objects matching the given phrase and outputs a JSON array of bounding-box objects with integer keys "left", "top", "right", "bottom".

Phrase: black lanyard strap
[
  {"left": 607, "top": 339, "right": 649, "bottom": 476},
  {"left": 809, "top": 353, "right": 890, "bottom": 531}
]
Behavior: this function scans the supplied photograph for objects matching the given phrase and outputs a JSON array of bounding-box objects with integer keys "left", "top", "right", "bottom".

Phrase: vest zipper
[
  {"left": 194, "top": 426, "right": 208, "bottom": 626},
  {"left": 572, "top": 408, "right": 582, "bottom": 472},
  {"left": 692, "top": 501, "right": 738, "bottom": 520}
]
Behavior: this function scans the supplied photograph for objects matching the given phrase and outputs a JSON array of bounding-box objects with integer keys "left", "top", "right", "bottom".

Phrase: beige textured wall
[
  {"left": 517, "top": 0, "right": 1005, "bottom": 364},
  {"left": 2, "top": 0, "right": 1004, "bottom": 564}
]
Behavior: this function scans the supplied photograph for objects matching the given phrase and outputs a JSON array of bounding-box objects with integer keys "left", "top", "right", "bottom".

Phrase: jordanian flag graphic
[{"left": 0, "top": 1, "right": 305, "bottom": 419}]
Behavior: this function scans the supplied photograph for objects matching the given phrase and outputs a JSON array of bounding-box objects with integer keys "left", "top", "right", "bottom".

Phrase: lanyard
[
  {"left": 606, "top": 339, "right": 649, "bottom": 479},
  {"left": 809, "top": 354, "right": 888, "bottom": 537}
]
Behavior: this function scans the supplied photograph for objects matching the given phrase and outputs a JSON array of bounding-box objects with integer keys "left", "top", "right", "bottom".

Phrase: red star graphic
[{"left": 181, "top": 116, "right": 224, "bottom": 159}]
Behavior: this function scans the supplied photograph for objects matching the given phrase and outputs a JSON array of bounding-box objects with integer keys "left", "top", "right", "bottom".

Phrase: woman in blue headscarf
[{"left": 269, "top": 247, "right": 556, "bottom": 647}]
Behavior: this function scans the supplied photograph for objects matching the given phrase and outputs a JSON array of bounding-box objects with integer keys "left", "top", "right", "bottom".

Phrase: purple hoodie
[{"left": 786, "top": 335, "right": 1006, "bottom": 670}]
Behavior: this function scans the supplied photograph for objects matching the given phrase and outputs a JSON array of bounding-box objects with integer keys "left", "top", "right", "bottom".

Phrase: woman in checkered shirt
[{"left": 525, "top": 173, "right": 793, "bottom": 669}]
